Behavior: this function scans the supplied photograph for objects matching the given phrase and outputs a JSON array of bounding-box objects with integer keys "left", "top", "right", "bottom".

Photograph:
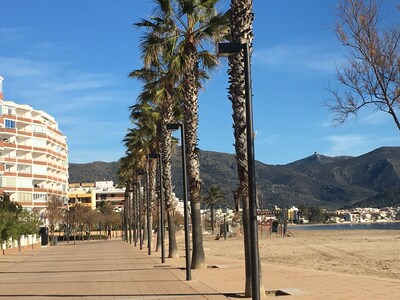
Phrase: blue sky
[{"left": 1, "top": 0, "right": 399, "bottom": 165}]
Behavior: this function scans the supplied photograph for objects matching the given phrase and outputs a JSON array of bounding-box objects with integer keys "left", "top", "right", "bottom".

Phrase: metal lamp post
[
  {"left": 138, "top": 170, "right": 149, "bottom": 252},
  {"left": 148, "top": 153, "right": 165, "bottom": 264},
  {"left": 217, "top": 42, "right": 260, "bottom": 300},
  {"left": 139, "top": 177, "right": 143, "bottom": 250},
  {"left": 133, "top": 181, "right": 139, "bottom": 247},
  {"left": 166, "top": 123, "right": 191, "bottom": 281},
  {"left": 124, "top": 190, "right": 130, "bottom": 243},
  {"left": 129, "top": 189, "right": 135, "bottom": 244}
]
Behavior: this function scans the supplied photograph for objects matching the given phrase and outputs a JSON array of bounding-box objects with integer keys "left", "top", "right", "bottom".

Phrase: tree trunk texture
[
  {"left": 229, "top": 0, "right": 265, "bottom": 297},
  {"left": 143, "top": 180, "right": 148, "bottom": 243},
  {"left": 182, "top": 41, "right": 206, "bottom": 269},
  {"left": 161, "top": 99, "right": 179, "bottom": 258},
  {"left": 149, "top": 159, "right": 157, "bottom": 251}
]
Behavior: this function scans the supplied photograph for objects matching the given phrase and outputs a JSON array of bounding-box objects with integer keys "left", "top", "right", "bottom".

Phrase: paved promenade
[{"left": 0, "top": 238, "right": 399, "bottom": 299}]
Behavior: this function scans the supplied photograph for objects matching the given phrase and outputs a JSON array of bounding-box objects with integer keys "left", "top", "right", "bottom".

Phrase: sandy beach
[{"left": 201, "top": 229, "right": 400, "bottom": 280}]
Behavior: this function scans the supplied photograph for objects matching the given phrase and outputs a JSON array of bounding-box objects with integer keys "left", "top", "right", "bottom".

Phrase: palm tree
[
  {"left": 117, "top": 155, "right": 134, "bottom": 242},
  {"left": 129, "top": 66, "right": 182, "bottom": 257},
  {"left": 202, "top": 185, "right": 226, "bottom": 235},
  {"left": 128, "top": 102, "right": 160, "bottom": 247},
  {"left": 227, "top": 0, "right": 265, "bottom": 297},
  {"left": 134, "top": 0, "right": 229, "bottom": 268}
]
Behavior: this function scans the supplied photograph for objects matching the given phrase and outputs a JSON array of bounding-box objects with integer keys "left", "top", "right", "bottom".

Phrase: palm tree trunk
[
  {"left": 229, "top": 0, "right": 265, "bottom": 297},
  {"left": 149, "top": 159, "right": 157, "bottom": 252},
  {"left": 160, "top": 99, "right": 179, "bottom": 258},
  {"left": 182, "top": 41, "right": 206, "bottom": 269}
]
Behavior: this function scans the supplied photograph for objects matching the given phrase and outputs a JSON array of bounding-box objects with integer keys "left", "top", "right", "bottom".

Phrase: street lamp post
[
  {"left": 148, "top": 153, "right": 165, "bottom": 264},
  {"left": 139, "top": 178, "right": 143, "bottom": 250},
  {"left": 166, "top": 123, "right": 191, "bottom": 281},
  {"left": 129, "top": 188, "right": 136, "bottom": 244},
  {"left": 145, "top": 171, "right": 151, "bottom": 255},
  {"left": 138, "top": 170, "right": 151, "bottom": 255},
  {"left": 123, "top": 192, "right": 128, "bottom": 243},
  {"left": 133, "top": 181, "right": 139, "bottom": 247},
  {"left": 128, "top": 189, "right": 133, "bottom": 244},
  {"left": 217, "top": 42, "right": 260, "bottom": 300}
]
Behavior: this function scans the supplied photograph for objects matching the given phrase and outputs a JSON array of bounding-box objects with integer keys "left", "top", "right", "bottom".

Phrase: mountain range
[{"left": 69, "top": 146, "right": 400, "bottom": 209}]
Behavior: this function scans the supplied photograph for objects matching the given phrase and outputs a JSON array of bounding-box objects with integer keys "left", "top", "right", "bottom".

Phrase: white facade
[{"left": 0, "top": 77, "right": 69, "bottom": 211}]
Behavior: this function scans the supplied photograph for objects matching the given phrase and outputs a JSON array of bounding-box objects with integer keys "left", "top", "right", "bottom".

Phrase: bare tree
[
  {"left": 328, "top": 0, "right": 400, "bottom": 129},
  {"left": 46, "top": 196, "right": 64, "bottom": 245}
]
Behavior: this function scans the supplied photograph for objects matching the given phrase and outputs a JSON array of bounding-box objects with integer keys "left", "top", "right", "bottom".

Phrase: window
[
  {"left": 17, "top": 178, "right": 32, "bottom": 188},
  {"left": 17, "top": 164, "right": 32, "bottom": 174},
  {"left": 2, "top": 106, "right": 16, "bottom": 115},
  {"left": 32, "top": 138, "right": 47, "bottom": 148},
  {"left": 5, "top": 119, "right": 16, "bottom": 129},
  {"left": 32, "top": 165, "right": 47, "bottom": 175},
  {"left": 18, "top": 193, "right": 32, "bottom": 202},
  {"left": 33, "top": 193, "right": 47, "bottom": 202},
  {"left": 0, "top": 177, "right": 16, "bottom": 187},
  {"left": 33, "top": 125, "right": 46, "bottom": 135},
  {"left": 81, "top": 197, "right": 91, "bottom": 203}
]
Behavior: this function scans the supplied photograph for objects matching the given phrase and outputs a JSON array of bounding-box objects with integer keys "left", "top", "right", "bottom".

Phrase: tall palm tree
[
  {"left": 129, "top": 102, "right": 160, "bottom": 247},
  {"left": 168, "top": 0, "right": 229, "bottom": 269},
  {"left": 117, "top": 155, "right": 134, "bottom": 242},
  {"left": 202, "top": 185, "right": 226, "bottom": 235},
  {"left": 227, "top": 0, "right": 265, "bottom": 297},
  {"left": 130, "top": 65, "right": 182, "bottom": 257},
  {"left": 133, "top": 1, "right": 185, "bottom": 257},
  {"left": 135, "top": 0, "right": 229, "bottom": 269}
]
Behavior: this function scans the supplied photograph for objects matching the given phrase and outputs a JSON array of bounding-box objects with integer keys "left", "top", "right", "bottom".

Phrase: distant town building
[
  {"left": 68, "top": 181, "right": 125, "bottom": 211},
  {"left": 0, "top": 76, "right": 69, "bottom": 211}
]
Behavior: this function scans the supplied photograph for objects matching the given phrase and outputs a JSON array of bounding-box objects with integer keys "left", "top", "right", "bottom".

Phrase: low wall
[{"left": 1, "top": 235, "right": 41, "bottom": 255}]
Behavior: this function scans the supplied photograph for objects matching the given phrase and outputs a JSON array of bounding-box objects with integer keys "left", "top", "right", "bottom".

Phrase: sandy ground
[{"left": 201, "top": 228, "right": 400, "bottom": 280}]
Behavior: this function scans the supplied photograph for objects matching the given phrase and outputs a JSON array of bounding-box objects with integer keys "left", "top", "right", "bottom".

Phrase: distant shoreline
[
  {"left": 289, "top": 220, "right": 400, "bottom": 226},
  {"left": 288, "top": 220, "right": 400, "bottom": 230}
]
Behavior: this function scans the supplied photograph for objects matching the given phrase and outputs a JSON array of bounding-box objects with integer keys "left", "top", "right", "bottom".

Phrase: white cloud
[
  {"left": 359, "top": 111, "right": 390, "bottom": 125},
  {"left": 0, "top": 56, "right": 119, "bottom": 113},
  {"left": 38, "top": 72, "right": 114, "bottom": 93},
  {"left": 0, "top": 27, "right": 28, "bottom": 42},
  {"left": 0, "top": 54, "right": 135, "bottom": 164},
  {"left": 256, "top": 132, "right": 280, "bottom": 145},
  {"left": 325, "top": 134, "right": 400, "bottom": 157},
  {"left": 325, "top": 134, "right": 370, "bottom": 156},
  {"left": 0, "top": 57, "right": 60, "bottom": 77},
  {"left": 253, "top": 43, "right": 344, "bottom": 73}
]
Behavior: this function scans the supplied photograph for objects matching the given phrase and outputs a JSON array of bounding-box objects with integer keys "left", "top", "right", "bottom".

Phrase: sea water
[{"left": 290, "top": 222, "right": 400, "bottom": 231}]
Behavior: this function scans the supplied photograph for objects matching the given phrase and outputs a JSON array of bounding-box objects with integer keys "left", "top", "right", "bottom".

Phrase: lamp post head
[
  {"left": 166, "top": 123, "right": 180, "bottom": 130},
  {"left": 217, "top": 42, "right": 243, "bottom": 57}
]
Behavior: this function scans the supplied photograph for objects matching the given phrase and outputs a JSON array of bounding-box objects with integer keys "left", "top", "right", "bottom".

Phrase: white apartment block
[{"left": 0, "top": 76, "right": 69, "bottom": 211}]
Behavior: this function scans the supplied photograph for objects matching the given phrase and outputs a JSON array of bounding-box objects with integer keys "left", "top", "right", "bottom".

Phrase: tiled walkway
[{"left": 0, "top": 238, "right": 399, "bottom": 299}]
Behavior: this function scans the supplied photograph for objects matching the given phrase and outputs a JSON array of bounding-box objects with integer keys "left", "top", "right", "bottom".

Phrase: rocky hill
[{"left": 69, "top": 146, "right": 400, "bottom": 209}]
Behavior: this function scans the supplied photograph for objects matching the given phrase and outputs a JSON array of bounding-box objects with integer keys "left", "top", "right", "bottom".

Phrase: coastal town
[{"left": 207, "top": 205, "right": 400, "bottom": 229}]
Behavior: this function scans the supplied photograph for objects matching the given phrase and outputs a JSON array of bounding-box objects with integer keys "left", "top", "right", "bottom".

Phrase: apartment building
[
  {"left": 0, "top": 76, "right": 69, "bottom": 211},
  {"left": 68, "top": 181, "right": 125, "bottom": 211}
]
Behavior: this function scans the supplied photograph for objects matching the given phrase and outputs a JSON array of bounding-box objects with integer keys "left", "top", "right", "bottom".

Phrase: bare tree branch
[{"left": 328, "top": 0, "right": 400, "bottom": 130}]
